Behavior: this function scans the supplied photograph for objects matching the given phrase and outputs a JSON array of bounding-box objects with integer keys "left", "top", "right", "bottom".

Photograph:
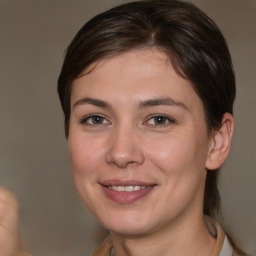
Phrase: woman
[{"left": 58, "top": 0, "right": 246, "bottom": 255}]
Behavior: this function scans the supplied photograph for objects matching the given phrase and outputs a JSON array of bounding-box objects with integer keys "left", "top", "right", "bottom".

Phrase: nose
[{"left": 105, "top": 125, "right": 145, "bottom": 168}]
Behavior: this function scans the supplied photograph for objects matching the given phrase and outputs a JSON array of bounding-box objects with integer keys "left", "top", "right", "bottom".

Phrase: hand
[{"left": 0, "top": 187, "right": 20, "bottom": 256}]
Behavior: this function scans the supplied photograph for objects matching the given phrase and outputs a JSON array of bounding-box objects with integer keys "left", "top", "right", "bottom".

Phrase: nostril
[
  {"left": 107, "top": 157, "right": 144, "bottom": 169},
  {"left": 108, "top": 160, "right": 136, "bottom": 168}
]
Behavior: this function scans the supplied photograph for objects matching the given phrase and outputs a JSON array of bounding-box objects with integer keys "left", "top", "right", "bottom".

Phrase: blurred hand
[{"left": 0, "top": 187, "right": 20, "bottom": 256}]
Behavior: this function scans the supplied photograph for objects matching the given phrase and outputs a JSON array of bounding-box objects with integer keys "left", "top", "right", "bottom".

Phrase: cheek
[
  {"left": 68, "top": 133, "right": 105, "bottom": 214},
  {"left": 146, "top": 132, "right": 209, "bottom": 177},
  {"left": 147, "top": 135, "right": 184, "bottom": 168},
  {"left": 68, "top": 133, "right": 104, "bottom": 177}
]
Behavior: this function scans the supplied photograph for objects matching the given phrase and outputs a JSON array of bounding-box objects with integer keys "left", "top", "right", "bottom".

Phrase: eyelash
[{"left": 80, "top": 114, "right": 175, "bottom": 128}]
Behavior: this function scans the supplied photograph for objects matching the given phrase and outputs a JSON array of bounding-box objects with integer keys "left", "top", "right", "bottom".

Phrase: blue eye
[
  {"left": 147, "top": 115, "right": 174, "bottom": 126},
  {"left": 81, "top": 115, "right": 109, "bottom": 125}
]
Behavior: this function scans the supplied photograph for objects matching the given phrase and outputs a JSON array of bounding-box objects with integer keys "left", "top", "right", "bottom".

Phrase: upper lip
[{"left": 99, "top": 179, "right": 156, "bottom": 187}]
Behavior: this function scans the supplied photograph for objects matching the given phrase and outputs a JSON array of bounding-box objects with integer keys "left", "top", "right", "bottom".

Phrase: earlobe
[{"left": 206, "top": 113, "right": 234, "bottom": 170}]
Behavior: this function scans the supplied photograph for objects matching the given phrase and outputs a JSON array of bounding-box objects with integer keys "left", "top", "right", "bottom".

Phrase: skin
[
  {"left": 68, "top": 49, "right": 234, "bottom": 256},
  {"left": 0, "top": 187, "right": 20, "bottom": 256}
]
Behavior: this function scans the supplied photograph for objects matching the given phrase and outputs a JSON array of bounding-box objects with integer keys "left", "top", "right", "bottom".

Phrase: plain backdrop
[{"left": 0, "top": 0, "right": 255, "bottom": 255}]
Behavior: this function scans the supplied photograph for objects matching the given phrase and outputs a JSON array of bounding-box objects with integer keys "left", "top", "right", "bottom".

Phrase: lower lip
[{"left": 101, "top": 185, "right": 155, "bottom": 204}]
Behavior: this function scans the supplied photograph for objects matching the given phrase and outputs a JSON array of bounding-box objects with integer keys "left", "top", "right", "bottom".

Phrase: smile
[{"left": 108, "top": 185, "right": 147, "bottom": 192}]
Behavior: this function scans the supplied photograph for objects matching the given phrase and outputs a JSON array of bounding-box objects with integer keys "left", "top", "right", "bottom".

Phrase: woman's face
[{"left": 68, "top": 49, "right": 213, "bottom": 236}]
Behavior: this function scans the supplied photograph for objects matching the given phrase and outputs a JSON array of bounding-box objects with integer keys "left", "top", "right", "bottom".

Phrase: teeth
[{"left": 109, "top": 185, "right": 147, "bottom": 192}]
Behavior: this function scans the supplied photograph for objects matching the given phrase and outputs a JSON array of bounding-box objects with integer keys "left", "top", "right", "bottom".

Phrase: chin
[
  {"left": 97, "top": 211, "right": 155, "bottom": 237},
  {"left": 108, "top": 223, "right": 151, "bottom": 237}
]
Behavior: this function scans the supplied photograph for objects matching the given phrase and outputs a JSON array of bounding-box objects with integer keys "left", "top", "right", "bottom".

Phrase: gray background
[{"left": 0, "top": 0, "right": 255, "bottom": 255}]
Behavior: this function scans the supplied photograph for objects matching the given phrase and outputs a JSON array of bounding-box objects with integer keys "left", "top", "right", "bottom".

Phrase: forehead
[
  {"left": 71, "top": 49, "right": 200, "bottom": 109},
  {"left": 78, "top": 48, "right": 173, "bottom": 79}
]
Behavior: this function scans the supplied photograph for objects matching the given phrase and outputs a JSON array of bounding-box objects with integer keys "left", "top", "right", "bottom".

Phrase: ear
[{"left": 206, "top": 113, "right": 234, "bottom": 170}]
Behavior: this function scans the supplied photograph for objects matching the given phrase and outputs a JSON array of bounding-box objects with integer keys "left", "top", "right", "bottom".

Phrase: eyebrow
[
  {"left": 138, "top": 98, "right": 188, "bottom": 110},
  {"left": 73, "top": 97, "right": 111, "bottom": 109},
  {"left": 73, "top": 97, "right": 188, "bottom": 111}
]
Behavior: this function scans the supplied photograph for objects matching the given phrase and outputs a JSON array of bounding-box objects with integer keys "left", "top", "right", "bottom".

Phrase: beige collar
[
  {"left": 205, "top": 216, "right": 226, "bottom": 256},
  {"left": 91, "top": 236, "right": 112, "bottom": 256}
]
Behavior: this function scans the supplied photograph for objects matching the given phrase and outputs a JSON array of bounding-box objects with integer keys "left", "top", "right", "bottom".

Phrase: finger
[
  {"left": 0, "top": 187, "right": 20, "bottom": 256},
  {"left": 0, "top": 187, "right": 19, "bottom": 231}
]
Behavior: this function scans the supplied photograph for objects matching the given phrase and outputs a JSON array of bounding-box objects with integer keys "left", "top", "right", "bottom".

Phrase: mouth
[
  {"left": 108, "top": 185, "right": 149, "bottom": 192},
  {"left": 100, "top": 180, "right": 156, "bottom": 204}
]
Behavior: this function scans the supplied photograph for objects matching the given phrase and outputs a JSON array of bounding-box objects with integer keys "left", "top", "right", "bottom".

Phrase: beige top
[{"left": 91, "top": 218, "right": 237, "bottom": 256}]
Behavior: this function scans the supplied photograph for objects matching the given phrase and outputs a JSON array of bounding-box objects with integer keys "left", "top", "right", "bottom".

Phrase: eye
[
  {"left": 146, "top": 115, "right": 175, "bottom": 126},
  {"left": 81, "top": 114, "right": 109, "bottom": 125}
]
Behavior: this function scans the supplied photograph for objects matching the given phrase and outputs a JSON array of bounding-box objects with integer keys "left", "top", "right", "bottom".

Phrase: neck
[{"left": 110, "top": 213, "right": 216, "bottom": 256}]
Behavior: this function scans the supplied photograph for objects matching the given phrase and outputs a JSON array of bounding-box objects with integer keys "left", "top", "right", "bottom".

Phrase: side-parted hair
[{"left": 58, "top": 0, "right": 240, "bottom": 250}]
